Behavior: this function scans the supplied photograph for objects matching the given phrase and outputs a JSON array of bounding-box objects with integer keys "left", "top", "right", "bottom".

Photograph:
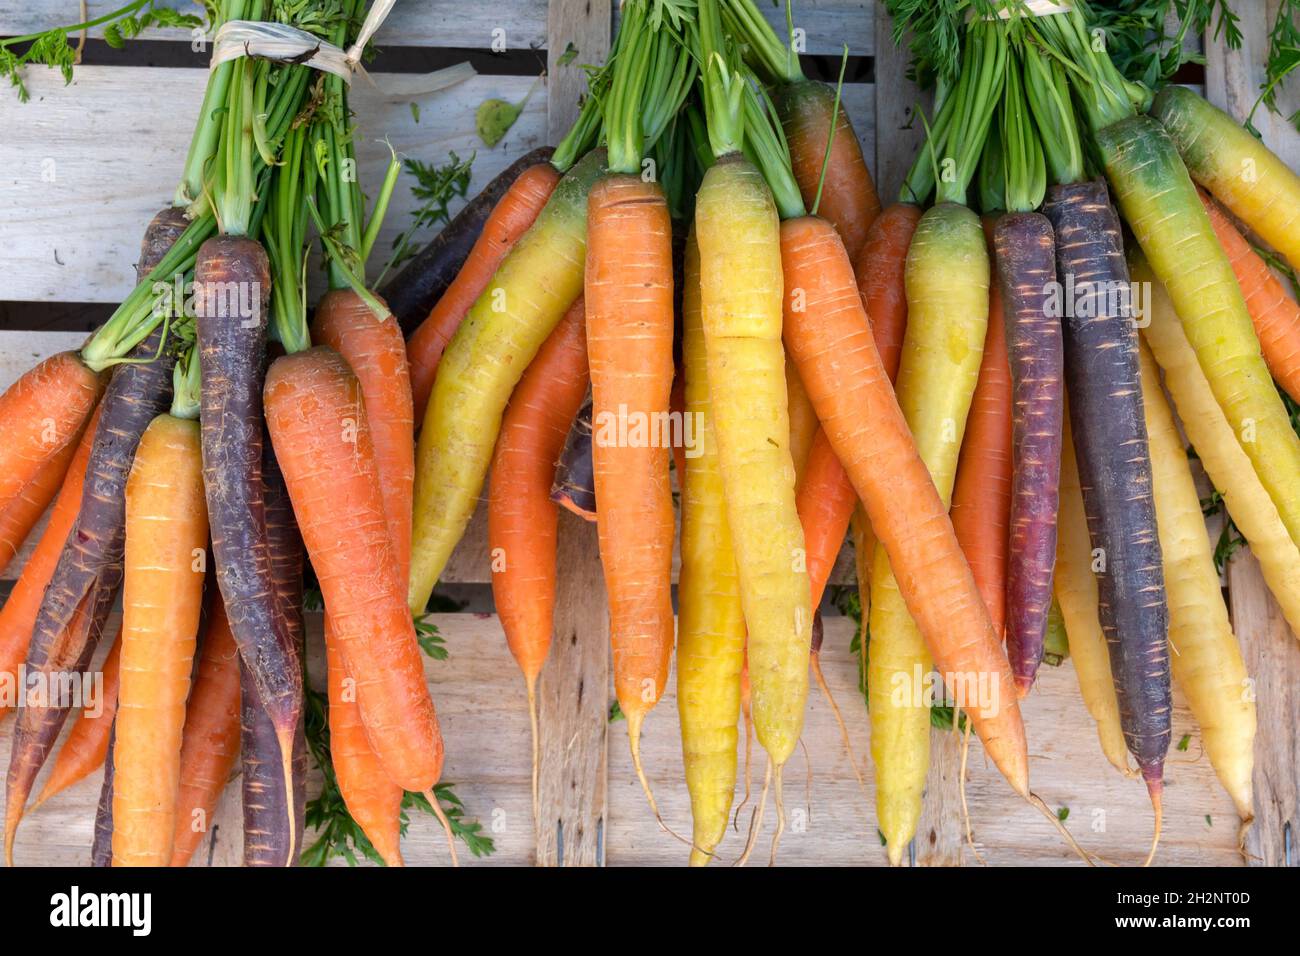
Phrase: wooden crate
[{"left": 0, "top": 0, "right": 1296, "bottom": 867}]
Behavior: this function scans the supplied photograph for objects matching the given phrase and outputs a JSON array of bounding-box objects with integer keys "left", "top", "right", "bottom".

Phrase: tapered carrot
[
  {"left": 31, "top": 634, "right": 120, "bottom": 808},
  {"left": 0, "top": 404, "right": 101, "bottom": 719},
  {"left": 856, "top": 204, "right": 922, "bottom": 380},
  {"left": 112, "top": 413, "right": 209, "bottom": 867},
  {"left": 0, "top": 351, "right": 102, "bottom": 517},
  {"left": 489, "top": 297, "right": 589, "bottom": 821},
  {"left": 781, "top": 213, "right": 1028, "bottom": 797},
  {"left": 1199, "top": 190, "right": 1300, "bottom": 404},
  {"left": 265, "top": 348, "right": 443, "bottom": 795},
  {"left": 0, "top": 433, "right": 81, "bottom": 575},
  {"left": 407, "top": 163, "right": 561, "bottom": 422},
  {"left": 797, "top": 431, "right": 856, "bottom": 607},
  {"left": 585, "top": 171, "right": 676, "bottom": 805},
  {"left": 950, "top": 277, "right": 1013, "bottom": 644},
  {"left": 171, "top": 599, "right": 241, "bottom": 867}
]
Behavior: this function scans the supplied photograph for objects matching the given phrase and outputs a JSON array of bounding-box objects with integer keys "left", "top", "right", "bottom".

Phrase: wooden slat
[
  {"left": 1204, "top": 0, "right": 1300, "bottom": 868},
  {"left": 533, "top": 0, "right": 613, "bottom": 868},
  {"left": 0, "top": 1, "right": 550, "bottom": 51},
  {"left": 613, "top": 0, "right": 876, "bottom": 56},
  {"left": 7, "top": 613, "right": 1240, "bottom": 866},
  {"left": 0, "top": 67, "right": 546, "bottom": 304}
]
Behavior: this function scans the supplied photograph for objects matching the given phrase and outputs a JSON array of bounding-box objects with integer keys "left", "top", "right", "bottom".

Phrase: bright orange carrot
[
  {"left": 325, "top": 621, "right": 404, "bottom": 867},
  {"left": 584, "top": 174, "right": 676, "bottom": 793},
  {"left": 797, "top": 431, "right": 855, "bottom": 607},
  {"left": 0, "top": 404, "right": 101, "bottom": 720},
  {"left": 313, "top": 290, "right": 421, "bottom": 861},
  {"left": 0, "top": 352, "right": 102, "bottom": 517},
  {"left": 0, "top": 431, "right": 81, "bottom": 575},
  {"left": 311, "top": 290, "right": 414, "bottom": 579},
  {"left": 780, "top": 214, "right": 1028, "bottom": 795},
  {"left": 488, "top": 297, "right": 589, "bottom": 819},
  {"left": 112, "top": 413, "right": 209, "bottom": 866},
  {"left": 950, "top": 271, "right": 1013, "bottom": 643},
  {"left": 32, "top": 634, "right": 120, "bottom": 808},
  {"left": 856, "top": 204, "right": 923, "bottom": 381},
  {"left": 171, "top": 600, "right": 241, "bottom": 867},
  {"left": 406, "top": 163, "right": 562, "bottom": 421},
  {"left": 264, "top": 348, "right": 443, "bottom": 795},
  {"left": 1199, "top": 190, "right": 1300, "bottom": 404}
]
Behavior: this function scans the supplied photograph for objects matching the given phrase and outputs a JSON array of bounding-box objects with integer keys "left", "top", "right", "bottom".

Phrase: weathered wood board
[{"left": 0, "top": 0, "right": 1294, "bottom": 867}]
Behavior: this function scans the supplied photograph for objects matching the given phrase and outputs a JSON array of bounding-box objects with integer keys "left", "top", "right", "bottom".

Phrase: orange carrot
[
  {"left": 780, "top": 214, "right": 1028, "bottom": 795},
  {"left": 856, "top": 203, "right": 923, "bottom": 381},
  {"left": 112, "top": 413, "right": 209, "bottom": 866},
  {"left": 797, "top": 431, "right": 855, "bottom": 607},
  {"left": 31, "top": 634, "right": 121, "bottom": 808},
  {"left": 950, "top": 269, "right": 1013, "bottom": 643},
  {"left": 0, "top": 404, "right": 101, "bottom": 720},
  {"left": 0, "top": 352, "right": 102, "bottom": 517},
  {"left": 0, "top": 431, "right": 81, "bottom": 575},
  {"left": 313, "top": 290, "right": 421, "bottom": 864},
  {"left": 1199, "top": 190, "right": 1300, "bottom": 404},
  {"left": 406, "top": 163, "right": 562, "bottom": 421},
  {"left": 584, "top": 174, "right": 676, "bottom": 797},
  {"left": 171, "top": 599, "right": 242, "bottom": 867},
  {"left": 264, "top": 348, "right": 443, "bottom": 795},
  {"left": 489, "top": 297, "right": 589, "bottom": 819}
]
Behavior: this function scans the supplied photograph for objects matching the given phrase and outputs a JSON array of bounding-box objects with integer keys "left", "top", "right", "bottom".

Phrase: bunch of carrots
[{"left": 1, "top": 0, "right": 1298, "bottom": 869}]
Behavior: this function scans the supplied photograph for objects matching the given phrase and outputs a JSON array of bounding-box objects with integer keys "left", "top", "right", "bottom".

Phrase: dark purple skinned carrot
[
  {"left": 382, "top": 147, "right": 556, "bottom": 335},
  {"left": 4, "top": 207, "right": 188, "bottom": 866},
  {"left": 550, "top": 392, "right": 597, "bottom": 521},
  {"left": 194, "top": 235, "right": 302, "bottom": 843},
  {"left": 1044, "top": 181, "right": 1170, "bottom": 816},
  {"left": 241, "top": 435, "right": 306, "bottom": 867},
  {"left": 993, "top": 213, "right": 1063, "bottom": 697},
  {"left": 90, "top": 719, "right": 116, "bottom": 867}
]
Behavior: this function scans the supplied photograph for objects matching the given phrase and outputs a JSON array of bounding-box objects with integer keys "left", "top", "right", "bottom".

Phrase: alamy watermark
[{"left": 592, "top": 404, "right": 704, "bottom": 459}]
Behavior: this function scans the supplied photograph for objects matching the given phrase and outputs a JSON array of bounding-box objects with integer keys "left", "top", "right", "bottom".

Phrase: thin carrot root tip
[
  {"left": 526, "top": 683, "right": 541, "bottom": 833},
  {"left": 733, "top": 762, "right": 772, "bottom": 868},
  {"left": 1027, "top": 792, "right": 1097, "bottom": 867},
  {"left": 1236, "top": 816, "right": 1254, "bottom": 861},
  {"left": 425, "top": 790, "right": 460, "bottom": 868},
  {"left": 768, "top": 765, "right": 787, "bottom": 868},
  {"left": 1143, "top": 782, "right": 1163, "bottom": 868},
  {"left": 958, "top": 720, "right": 985, "bottom": 866},
  {"left": 627, "top": 717, "right": 702, "bottom": 854},
  {"left": 811, "top": 655, "right": 868, "bottom": 802}
]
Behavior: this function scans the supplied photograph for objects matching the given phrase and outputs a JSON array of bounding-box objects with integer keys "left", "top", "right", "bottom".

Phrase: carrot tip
[{"left": 425, "top": 789, "right": 460, "bottom": 868}]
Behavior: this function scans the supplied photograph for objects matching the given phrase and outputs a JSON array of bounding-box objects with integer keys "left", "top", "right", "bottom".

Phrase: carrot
[
  {"left": 586, "top": 170, "right": 676, "bottom": 803},
  {"left": 864, "top": 203, "right": 989, "bottom": 863},
  {"left": 1152, "top": 86, "right": 1300, "bottom": 275},
  {"left": 489, "top": 297, "right": 589, "bottom": 821},
  {"left": 856, "top": 203, "right": 922, "bottom": 380},
  {"left": 31, "top": 635, "right": 121, "bottom": 808},
  {"left": 1135, "top": 251, "right": 1300, "bottom": 636},
  {"left": 0, "top": 433, "right": 81, "bottom": 575},
  {"left": 950, "top": 272, "right": 1013, "bottom": 645},
  {"left": 994, "top": 212, "right": 1063, "bottom": 694},
  {"left": 1138, "top": 342, "right": 1256, "bottom": 820},
  {"left": 382, "top": 146, "right": 556, "bottom": 334},
  {"left": 677, "top": 230, "right": 745, "bottom": 866},
  {"left": 91, "top": 721, "right": 115, "bottom": 868},
  {"left": 797, "top": 431, "right": 856, "bottom": 607},
  {"left": 111, "top": 412, "right": 209, "bottom": 867},
  {"left": 406, "top": 163, "right": 561, "bottom": 422},
  {"left": 1099, "top": 116, "right": 1300, "bottom": 555},
  {"left": 194, "top": 235, "right": 302, "bottom": 831},
  {"left": 786, "top": 362, "right": 819, "bottom": 483},
  {"left": 1055, "top": 421, "right": 1130, "bottom": 775},
  {"left": 551, "top": 393, "right": 597, "bottom": 520},
  {"left": 780, "top": 211, "right": 1028, "bottom": 797},
  {"left": 171, "top": 599, "right": 242, "bottom": 868},
  {"left": 1198, "top": 190, "right": 1300, "bottom": 404},
  {"left": 1044, "top": 180, "right": 1170, "bottom": 809},
  {"left": 241, "top": 438, "right": 307, "bottom": 867},
  {"left": 409, "top": 149, "right": 605, "bottom": 615},
  {"left": 0, "top": 351, "right": 102, "bottom": 518},
  {"left": 5, "top": 208, "right": 186, "bottom": 865},
  {"left": 0, "top": 404, "right": 101, "bottom": 721},
  {"left": 722, "top": 0, "right": 881, "bottom": 259},
  {"left": 265, "top": 348, "right": 443, "bottom": 795}
]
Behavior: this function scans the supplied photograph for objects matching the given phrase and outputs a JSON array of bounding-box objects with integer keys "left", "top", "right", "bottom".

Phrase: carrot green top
[
  {"left": 1022, "top": 40, "right": 1083, "bottom": 187},
  {"left": 720, "top": 0, "right": 804, "bottom": 87},
  {"left": 985, "top": 39, "right": 1045, "bottom": 214}
]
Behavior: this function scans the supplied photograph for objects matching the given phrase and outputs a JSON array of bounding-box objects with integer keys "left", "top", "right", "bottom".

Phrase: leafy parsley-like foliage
[
  {"left": 1085, "top": 0, "right": 1240, "bottom": 88},
  {"left": 380, "top": 151, "right": 474, "bottom": 278}
]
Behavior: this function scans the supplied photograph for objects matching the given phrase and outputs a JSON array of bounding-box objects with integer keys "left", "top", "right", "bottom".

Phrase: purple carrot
[
  {"left": 4, "top": 206, "right": 188, "bottom": 865},
  {"left": 550, "top": 392, "right": 597, "bottom": 521},
  {"left": 1044, "top": 181, "right": 1170, "bottom": 802},
  {"left": 195, "top": 235, "right": 302, "bottom": 835},
  {"left": 90, "top": 719, "right": 116, "bottom": 867},
  {"left": 994, "top": 212, "right": 1063, "bottom": 696},
  {"left": 240, "top": 434, "right": 306, "bottom": 866}
]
